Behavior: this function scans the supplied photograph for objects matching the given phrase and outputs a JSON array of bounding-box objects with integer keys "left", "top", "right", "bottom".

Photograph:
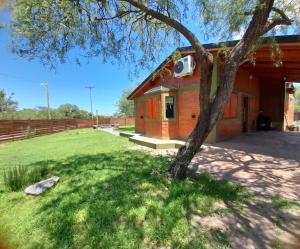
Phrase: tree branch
[
  {"left": 262, "top": 7, "right": 292, "bottom": 34},
  {"left": 120, "top": 0, "right": 211, "bottom": 60}
]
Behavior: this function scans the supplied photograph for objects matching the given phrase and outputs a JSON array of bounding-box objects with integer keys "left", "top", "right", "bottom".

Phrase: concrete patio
[
  {"left": 190, "top": 131, "right": 300, "bottom": 249},
  {"left": 191, "top": 131, "right": 300, "bottom": 201}
]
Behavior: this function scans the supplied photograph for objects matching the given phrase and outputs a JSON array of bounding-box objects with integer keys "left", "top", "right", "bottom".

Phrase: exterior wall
[
  {"left": 217, "top": 68, "right": 260, "bottom": 140},
  {"left": 177, "top": 87, "right": 200, "bottom": 139},
  {"left": 133, "top": 54, "right": 201, "bottom": 100},
  {"left": 260, "top": 82, "right": 285, "bottom": 130},
  {"left": 133, "top": 56, "right": 291, "bottom": 142},
  {"left": 135, "top": 64, "right": 262, "bottom": 142}
]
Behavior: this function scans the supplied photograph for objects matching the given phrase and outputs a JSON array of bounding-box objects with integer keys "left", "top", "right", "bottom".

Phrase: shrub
[
  {"left": 27, "top": 164, "right": 48, "bottom": 183},
  {"left": 3, "top": 164, "right": 49, "bottom": 191},
  {"left": 3, "top": 165, "right": 28, "bottom": 191}
]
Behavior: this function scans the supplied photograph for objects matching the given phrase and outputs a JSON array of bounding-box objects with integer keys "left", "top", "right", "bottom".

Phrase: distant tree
[
  {"left": 56, "top": 103, "right": 88, "bottom": 119},
  {"left": 9, "top": 0, "right": 299, "bottom": 178},
  {"left": 0, "top": 103, "right": 90, "bottom": 120},
  {"left": 117, "top": 88, "right": 135, "bottom": 117},
  {"left": 0, "top": 89, "right": 18, "bottom": 113}
]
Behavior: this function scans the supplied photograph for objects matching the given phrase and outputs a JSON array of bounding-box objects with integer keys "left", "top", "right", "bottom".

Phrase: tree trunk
[
  {"left": 170, "top": 56, "right": 213, "bottom": 179},
  {"left": 170, "top": 0, "right": 277, "bottom": 179}
]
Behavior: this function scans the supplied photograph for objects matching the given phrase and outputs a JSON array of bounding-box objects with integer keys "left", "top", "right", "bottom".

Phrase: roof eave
[{"left": 127, "top": 34, "right": 300, "bottom": 100}]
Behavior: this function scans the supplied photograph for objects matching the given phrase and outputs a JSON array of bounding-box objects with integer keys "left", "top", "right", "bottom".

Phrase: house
[{"left": 128, "top": 35, "right": 300, "bottom": 143}]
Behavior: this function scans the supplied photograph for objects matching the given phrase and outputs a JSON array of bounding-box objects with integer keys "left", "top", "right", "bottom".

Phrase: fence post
[
  {"left": 49, "top": 119, "right": 52, "bottom": 133},
  {"left": 10, "top": 120, "right": 14, "bottom": 142},
  {"left": 28, "top": 119, "right": 31, "bottom": 136}
]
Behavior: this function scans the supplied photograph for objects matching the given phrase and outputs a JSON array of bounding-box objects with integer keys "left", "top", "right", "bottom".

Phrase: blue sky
[{"left": 0, "top": 11, "right": 151, "bottom": 115}]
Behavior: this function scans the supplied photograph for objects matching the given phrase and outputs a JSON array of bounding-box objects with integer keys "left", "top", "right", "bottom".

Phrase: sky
[{"left": 0, "top": 11, "right": 151, "bottom": 115}]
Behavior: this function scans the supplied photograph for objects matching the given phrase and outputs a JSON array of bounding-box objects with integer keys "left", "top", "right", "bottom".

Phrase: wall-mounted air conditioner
[{"left": 174, "top": 55, "right": 196, "bottom": 78}]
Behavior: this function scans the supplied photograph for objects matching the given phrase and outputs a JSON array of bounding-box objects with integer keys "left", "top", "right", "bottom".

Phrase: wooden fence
[{"left": 0, "top": 118, "right": 134, "bottom": 143}]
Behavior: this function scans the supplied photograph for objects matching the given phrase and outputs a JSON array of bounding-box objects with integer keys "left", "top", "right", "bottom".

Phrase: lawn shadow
[{"left": 27, "top": 150, "right": 248, "bottom": 249}]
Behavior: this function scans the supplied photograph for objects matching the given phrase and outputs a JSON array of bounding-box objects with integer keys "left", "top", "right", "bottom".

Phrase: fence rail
[{"left": 0, "top": 118, "right": 134, "bottom": 143}]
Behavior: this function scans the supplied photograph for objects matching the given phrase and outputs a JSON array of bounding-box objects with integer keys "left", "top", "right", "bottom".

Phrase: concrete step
[
  {"left": 129, "top": 135, "right": 185, "bottom": 149},
  {"left": 119, "top": 131, "right": 137, "bottom": 138}
]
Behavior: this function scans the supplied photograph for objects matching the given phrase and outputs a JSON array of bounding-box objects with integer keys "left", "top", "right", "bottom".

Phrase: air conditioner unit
[{"left": 174, "top": 55, "right": 196, "bottom": 78}]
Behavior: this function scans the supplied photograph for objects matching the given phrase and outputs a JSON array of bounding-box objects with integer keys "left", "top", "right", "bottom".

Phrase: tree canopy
[
  {"left": 116, "top": 87, "right": 135, "bottom": 117},
  {"left": 0, "top": 103, "right": 90, "bottom": 120},
  {"left": 10, "top": 0, "right": 299, "bottom": 69},
  {"left": 0, "top": 89, "right": 18, "bottom": 113}
]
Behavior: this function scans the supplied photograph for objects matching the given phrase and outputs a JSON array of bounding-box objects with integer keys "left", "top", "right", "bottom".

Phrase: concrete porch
[{"left": 120, "top": 131, "right": 185, "bottom": 149}]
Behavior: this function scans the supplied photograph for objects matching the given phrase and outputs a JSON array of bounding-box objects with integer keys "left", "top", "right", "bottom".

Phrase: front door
[{"left": 243, "top": 96, "right": 249, "bottom": 133}]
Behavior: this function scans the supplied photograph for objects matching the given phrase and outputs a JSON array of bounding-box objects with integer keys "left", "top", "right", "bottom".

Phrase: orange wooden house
[{"left": 128, "top": 35, "right": 299, "bottom": 143}]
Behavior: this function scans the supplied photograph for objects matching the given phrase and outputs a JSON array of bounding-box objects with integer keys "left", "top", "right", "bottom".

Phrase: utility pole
[
  {"left": 85, "top": 86, "right": 95, "bottom": 120},
  {"left": 96, "top": 109, "right": 99, "bottom": 128},
  {"left": 41, "top": 83, "right": 51, "bottom": 120}
]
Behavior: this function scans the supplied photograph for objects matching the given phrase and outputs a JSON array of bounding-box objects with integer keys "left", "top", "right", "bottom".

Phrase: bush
[
  {"left": 3, "top": 165, "right": 28, "bottom": 191},
  {"left": 3, "top": 164, "right": 49, "bottom": 191},
  {"left": 27, "top": 164, "right": 48, "bottom": 183},
  {"left": 24, "top": 126, "right": 36, "bottom": 139}
]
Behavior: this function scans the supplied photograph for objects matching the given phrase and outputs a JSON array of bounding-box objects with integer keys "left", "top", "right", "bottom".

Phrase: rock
[{"left": 25, "top": 176, "right": 59, "bottom": 195}]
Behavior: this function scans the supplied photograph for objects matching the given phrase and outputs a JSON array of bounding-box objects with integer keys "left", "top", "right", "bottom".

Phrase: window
[
  {"left": 223, "top": 93, "right": 238, "bottom": 118},
  {"left": 147, "top": 97, "right": 159, "bottom": 119},
  {"left": 165, "top": 96, "right": 175, "bottom": 119}
]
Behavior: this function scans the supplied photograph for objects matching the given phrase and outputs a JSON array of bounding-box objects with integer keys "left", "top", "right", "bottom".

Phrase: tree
[
  {"left": 117, "top": 87, "right": 135, "bottom": 117},
  {"left": 0, "top": 89, "right": 17, "bottom": 113},
  {"left": 10, "top": 0, "right": 299, "bottom": 178},
  {"left": 56, "top": 103, "right": 88, "bottom": 119}
]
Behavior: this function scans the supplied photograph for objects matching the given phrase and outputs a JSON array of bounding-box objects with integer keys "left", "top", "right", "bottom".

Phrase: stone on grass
[{"left": 25, "top": 176, "right": 59, "bottom": 195}]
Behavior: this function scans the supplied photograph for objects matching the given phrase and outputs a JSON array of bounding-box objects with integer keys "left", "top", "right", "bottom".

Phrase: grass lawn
[
  {"left": 116, "top": 126, "right": 135, "bottom": 132},
  {"left": 0, "top": 129, "right": 249, "bottom": 249}
]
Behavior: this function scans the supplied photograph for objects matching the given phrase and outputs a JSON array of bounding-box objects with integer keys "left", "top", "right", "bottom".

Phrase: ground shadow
[
  {"left": 190, "top": 132, "right": 300, "bottom": 248},
  {"left": 26, "top": 150, "right": 247, "bottom": 249},
  {"left": 216, "top": 131, "right": 300, "bottom": 162}
]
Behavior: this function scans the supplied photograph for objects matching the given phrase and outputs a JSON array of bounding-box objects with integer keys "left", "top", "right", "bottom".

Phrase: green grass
[
  {"left": 0, "top": 129, "right": 249, "bottom": 249},
  {"left": 270, "top": 197, "right": 300, "bottom": 210},
  {"left": 116, "top": 126, "right": 135, "bottom": 132}
]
